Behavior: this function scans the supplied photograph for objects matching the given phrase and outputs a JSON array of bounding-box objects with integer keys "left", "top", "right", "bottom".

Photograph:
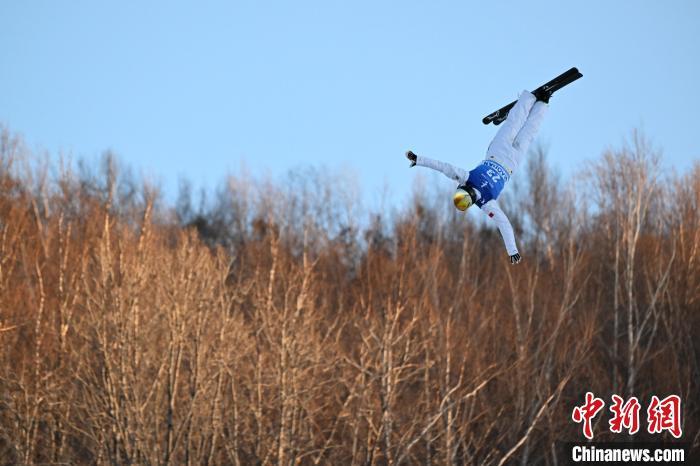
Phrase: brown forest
[{"left": 0, "top": 126, "right": 698, "bottom": 465}]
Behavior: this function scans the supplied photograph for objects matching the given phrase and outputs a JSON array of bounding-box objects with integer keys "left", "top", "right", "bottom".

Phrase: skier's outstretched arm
[
  {"left": 406, "top": 151, "right": 468, "bottom": 183},
  {"left": 481, "top": 200, "right": 521, "bottom": 263}
]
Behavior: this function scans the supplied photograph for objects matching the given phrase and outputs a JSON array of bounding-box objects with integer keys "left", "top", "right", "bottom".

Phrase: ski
[{"left": 482, "top": 67, "right": 583, "bottom": 125}]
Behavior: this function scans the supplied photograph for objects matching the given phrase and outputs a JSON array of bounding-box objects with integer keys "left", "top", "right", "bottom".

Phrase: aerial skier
[{"left": 405, "top": 68, "right": 582, "bottom": 264}]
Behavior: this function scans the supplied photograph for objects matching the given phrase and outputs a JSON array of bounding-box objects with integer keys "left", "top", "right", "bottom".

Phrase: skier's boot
[{"left": 534, "top": 88, "right": 553, "bottom": 104}]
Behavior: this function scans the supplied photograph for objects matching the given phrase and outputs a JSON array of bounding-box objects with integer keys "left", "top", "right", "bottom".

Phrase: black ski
[{"left": 482, "top": 67, "right": 583, "bottom": 125}]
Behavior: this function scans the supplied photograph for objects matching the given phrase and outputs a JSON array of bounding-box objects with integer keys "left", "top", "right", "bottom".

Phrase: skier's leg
[
  {"left": 512, "top": 101, "right": 548, "bottom": 156},
  {"left": 488, "top": 91, "right": 537, "bottom": 153}
]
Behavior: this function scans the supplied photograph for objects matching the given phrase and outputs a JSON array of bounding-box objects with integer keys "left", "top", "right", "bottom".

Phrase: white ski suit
[{"left": 415, "top": 91, "right": 547, "bottom": 256}]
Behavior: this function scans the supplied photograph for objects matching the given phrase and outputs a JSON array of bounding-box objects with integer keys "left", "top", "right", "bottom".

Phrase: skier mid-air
[{"left": 405, "top": 68, "right": 582, "bottom": 264}]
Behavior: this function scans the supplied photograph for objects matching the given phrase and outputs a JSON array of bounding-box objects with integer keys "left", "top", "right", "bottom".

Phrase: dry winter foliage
[{"left": 0, "top": 126, "right": 698, "bottom": 465}]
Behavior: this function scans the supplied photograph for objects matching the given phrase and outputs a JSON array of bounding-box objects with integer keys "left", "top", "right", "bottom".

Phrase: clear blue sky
[{"left": 2, "top": 1, "right": 699, "bottom": 208}]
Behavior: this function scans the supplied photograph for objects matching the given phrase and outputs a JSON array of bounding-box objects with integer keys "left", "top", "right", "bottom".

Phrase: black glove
[
  {"left": 510, "top": 253, "right": 522, "bottom": 264},
  {"left": 406, "top": 150, "right": 417, "bottom": 167}
]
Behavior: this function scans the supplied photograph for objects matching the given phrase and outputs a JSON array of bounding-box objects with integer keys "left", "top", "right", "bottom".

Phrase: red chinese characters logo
[
  {"left": 647, "top": 395, "right": 682, "bottom": 438},
  {"left": 572, "top": 393, "right": 683, "bottom": 439},
  {"left": 572, "top": 392, "right": 605, "bottom": 440}
]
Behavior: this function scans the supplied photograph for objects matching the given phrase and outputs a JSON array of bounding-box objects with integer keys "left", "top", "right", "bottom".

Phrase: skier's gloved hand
[
  {"left": 510, "top": 253, "right": 522, "bottom": 265},
  {"left": 406, "top": 150, "right": 417, "bottom": 167}
]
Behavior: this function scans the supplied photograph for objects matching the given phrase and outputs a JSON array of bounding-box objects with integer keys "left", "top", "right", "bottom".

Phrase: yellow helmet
[{"left": 453, "top": 186, "right": 474, "bottom": 211}]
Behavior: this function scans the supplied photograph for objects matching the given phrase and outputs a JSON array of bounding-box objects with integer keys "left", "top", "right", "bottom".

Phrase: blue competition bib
[{"left": 467, "top": 160, "right": 510, "bottom": 207}]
